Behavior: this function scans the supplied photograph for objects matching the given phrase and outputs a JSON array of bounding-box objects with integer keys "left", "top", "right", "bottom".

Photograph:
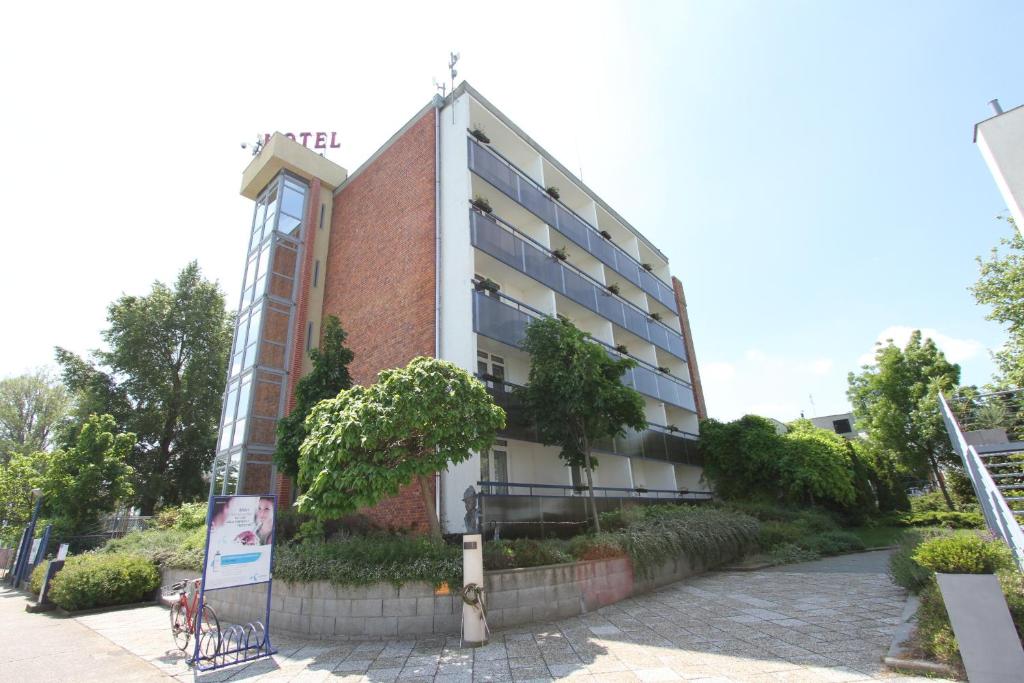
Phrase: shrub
[
  {"left": 483, "top": 539, "right": 572, "bottom": 570},
  {"left": 803, "top": 530, "right": 866, "bottom": 555},
  {"left": 768, "top": 543, "right": 820, "bottom": 565},
  {"left": 913, "top": 531, "right": 1016, "bottom": 574},
  {"left": 273, "top": 535, "right": 461, "bottom": 587},
  {"left": 909, "top": 491, "right": 949, "bottom": 514},
  {"left": 29, "top": 562, "right": 48, "bottom": 595},
  {"left": 900, "top": 510, "right": 984, "bottom": 529},
  {"left": 888, "top": 530, "right": 937, "bottom": 593},
  {"left": 100, "top": 527, "right": 206, "bottom": 571},
  {"left": 48, "top": 553, "right": 159, "bottom": 611},
  {"left": 567, "top": 533, "right": 626, "bottom": 561},
  {"left": 758, "top": 521, "right": 804, "bottom": 549},
  {"left": 598, "top": 506, "right": 645, "bottom": 532}
]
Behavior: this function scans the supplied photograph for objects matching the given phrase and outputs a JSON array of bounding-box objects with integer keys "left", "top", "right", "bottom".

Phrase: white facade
[{"left": 976, "top": 103, "right": 1024, "bottom": 233}]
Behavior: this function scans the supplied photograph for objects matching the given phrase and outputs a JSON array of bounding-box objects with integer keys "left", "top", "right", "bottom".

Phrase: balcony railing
[
  {"left": 472, "top": 289, "right": 697, "bottom": 413},
  {"left": 480, "top": 377, "right": 701, "bottom": 466},
  {"left": 471, "top": 209, "right": 686, "bottom": 360},
  {"left": 468, "top": 138, "right": 679, "bottom": 313},
  {"left": 477, "top": 480, "right": 712, "bottom": 501}
]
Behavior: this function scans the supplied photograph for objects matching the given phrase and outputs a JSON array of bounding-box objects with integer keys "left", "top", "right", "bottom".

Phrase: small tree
[
  {"left": 517, "top": 317, "right": 646, "bottom": 533},
  {"left": 0, "top": 369, "right": 70, "bottom": 464},
  {"left": 40, "top": 414, "right": 135, "bottom": 536},
  {"left": 296, "top": 357, "right": 505, "bottom": 538},
  {"left": 0, "top": 449, "right": 50, "bottom": 544},
  {"left": 274, "top": 316, "right": 354, "bottom": 480}
]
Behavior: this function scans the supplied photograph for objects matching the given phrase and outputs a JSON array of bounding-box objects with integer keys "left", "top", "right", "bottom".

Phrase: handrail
[
  {"left": 477, "top": 480, "right": 712, "bottom": 499},
  {"left": 474, "top": 286, "right": 693, "bottom": 389},
  {"left": 475, "top": 207, "right": 684, "bottom": 339},
  {"left": 939, "top": 392, "right": 1024, "bottom": 570}
]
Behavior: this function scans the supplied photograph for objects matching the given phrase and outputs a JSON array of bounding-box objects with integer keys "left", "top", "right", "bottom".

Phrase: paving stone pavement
[{"left": 66, "top": 550, "right": 953, "bottom": 682}]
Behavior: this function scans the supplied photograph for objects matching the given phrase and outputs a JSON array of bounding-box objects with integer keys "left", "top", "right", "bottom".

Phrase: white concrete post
[{"left": 461, "top": 533, "right": 488, "bottom": 647}]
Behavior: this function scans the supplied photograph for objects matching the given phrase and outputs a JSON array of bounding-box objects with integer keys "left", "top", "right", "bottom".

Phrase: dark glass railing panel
[
  {"left": 469, "top": 138, "right": 679, "bottom": 314},
  {"left": 472, "top": 292, "right": 696, "bottom": 413},
  {"left": 479, "top": 379, "right": 702, "bottom": 466},
  {"left": 471, "top": 211, "right": 686, "bottom": 361}
]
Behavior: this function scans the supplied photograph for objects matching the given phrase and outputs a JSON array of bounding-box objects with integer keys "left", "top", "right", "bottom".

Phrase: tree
[
  {"left": 847, "top": 331, "right": 961, "bottom": 509},
  {"left": 0, "top": 449, "right": 50, "bottom": 544},
  {"left": 274, "top": 316, "right": 354, "bottom": 480},
  {"left": 972, "top": 218, "right": 1024, "bottom": 387},
  {"left": 698, "top": 415, "right": 786, "bottom": 500},
  {"left": 0, "top": 369, "right": 70, "bottom": 464},
  {"left": 780, "top": 420, "right": 855, "bottom": 507},
  {"left": 297, "top": 357, "right": 505, "bottom": 538},
  {"left": 56, "top": 262, "right": 232, "bottom": 514},
  {"left": 40, "top": 414, "right": 135, "bottom": 536},
  {"left": 516, "top": 317, "right": 646, "bottom": 533}
]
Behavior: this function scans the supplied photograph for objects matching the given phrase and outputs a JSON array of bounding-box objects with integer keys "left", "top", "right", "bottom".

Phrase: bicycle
[{"left": 164, "top": 578, "right": 220, "bottom": 655}]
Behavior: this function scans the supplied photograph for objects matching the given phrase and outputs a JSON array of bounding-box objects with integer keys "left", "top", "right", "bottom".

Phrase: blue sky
[{"left": 1, "top": 1, "right": 1021, "bottom": 422}]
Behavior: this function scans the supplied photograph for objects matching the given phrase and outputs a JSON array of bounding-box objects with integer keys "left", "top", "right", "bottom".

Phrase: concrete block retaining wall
[{"left": 161, "top": 553, "right": 707, "bottom": 639}]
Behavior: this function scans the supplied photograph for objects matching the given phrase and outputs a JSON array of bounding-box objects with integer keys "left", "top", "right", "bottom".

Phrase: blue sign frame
[{"left": 190, "top": 494, "right": 277, "bottom": 671}]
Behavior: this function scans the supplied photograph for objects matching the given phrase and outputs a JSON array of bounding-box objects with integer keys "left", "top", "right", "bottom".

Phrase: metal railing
[
  {"left": 480, "top": 377, "right": 702, "bottom": 466},
  {"left": 472, "top": 289, "right": 698, "bottom": 412},
  {"left": 939, "top": 392, "right": 1024, "bottom": 569},
  {"left": 477, "top": 480, "right": 713, "bottom": 500},
  {"left": 471, "top": 209, "right": 687, "bottom": 360},
  {"left": 468, "top": 138, "right": 679, "bottom": 313}
]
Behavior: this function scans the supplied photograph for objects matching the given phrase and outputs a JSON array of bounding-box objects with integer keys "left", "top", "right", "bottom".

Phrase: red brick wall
[
  {"left": 321, "top": 109, "right": 438, "bottom": 531},
  {"left": 673, "top": 277, "right": 707, "bottom": 421}
]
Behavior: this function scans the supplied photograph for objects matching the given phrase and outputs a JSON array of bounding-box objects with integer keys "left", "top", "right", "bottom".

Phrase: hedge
[{"left": 48, "top": 553, "right": 160, "bottom": 612}]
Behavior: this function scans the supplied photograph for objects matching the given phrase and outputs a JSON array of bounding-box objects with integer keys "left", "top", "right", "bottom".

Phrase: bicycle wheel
[
  {"left": 170, "top": 602, "right": 190, "bottom": 651},
  {"left": 198, "top": 604, "right": 221, "bottom": 660}
]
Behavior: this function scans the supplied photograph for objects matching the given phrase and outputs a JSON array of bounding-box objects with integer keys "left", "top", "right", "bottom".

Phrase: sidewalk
[{"left": 0, "top": 586, "right": 170, "bottom": 682}]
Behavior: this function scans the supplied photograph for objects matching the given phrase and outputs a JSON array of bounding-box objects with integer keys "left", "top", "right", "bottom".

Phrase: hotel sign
[{"left": 262, "top": 131, "right": 340, "bottom": 150}]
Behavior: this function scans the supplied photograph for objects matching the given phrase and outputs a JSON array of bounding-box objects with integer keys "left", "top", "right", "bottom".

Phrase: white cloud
[{"left": 858, "top": 326, "right": 983, "bottom": 366}]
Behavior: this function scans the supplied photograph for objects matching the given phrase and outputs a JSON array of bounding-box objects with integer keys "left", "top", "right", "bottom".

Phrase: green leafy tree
[
  {"left": 40, "top": 414, "right": 135, "bottom": 536},
  {"left": 0, "top": 370, "right": 70, "bottom": 464},
  {"left": 781, "top": 419, "right": 855, "bottom": 507},
  {"left": 516, "top": 317, "right": 646, "bottom": 533},
  {"left": 0, "top": 449, "right": 49, "bottom": 544},
  {"left": 698, "top": 415, "right": 786, "bottom": 500},
  {"left": 274, "top": 316, "right": 353, "bottom": 480},
  {"left": 56, "top": 262, "right": 232, "bottom": 514},
  {"left": 297, "top": 357, "right": 505, "bottom": 538},
  {"left": 972, "top": 218, "right": 1024, "bottom": 387},
  {"left": 847, "top": 331, "right": 960, "bottom": 510}
]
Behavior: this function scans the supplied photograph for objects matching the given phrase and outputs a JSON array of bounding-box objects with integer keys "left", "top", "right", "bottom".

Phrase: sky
[{"left": 0, "top": 1, "right": 1021, "bottom": 423}]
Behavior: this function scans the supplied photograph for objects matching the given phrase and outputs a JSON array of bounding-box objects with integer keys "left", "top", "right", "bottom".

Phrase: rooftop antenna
[
  {"left": 449, "top": 51, "right": 460, "bottom": 123},
  {"left": 433, "top": 77, "right": 447, "bottom": 99},
  {"left": 240, "top": 136, "right": 264, "bottom": 157}
]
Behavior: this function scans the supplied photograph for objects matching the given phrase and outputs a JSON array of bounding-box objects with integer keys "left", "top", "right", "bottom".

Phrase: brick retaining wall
[{"left": 161, "top": 552, "right": 708, "bottom": 639}]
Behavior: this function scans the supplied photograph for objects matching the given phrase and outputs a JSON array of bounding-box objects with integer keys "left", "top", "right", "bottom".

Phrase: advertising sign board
[{"left": 203, "top": 496, "right": 275, "bottom": 590}]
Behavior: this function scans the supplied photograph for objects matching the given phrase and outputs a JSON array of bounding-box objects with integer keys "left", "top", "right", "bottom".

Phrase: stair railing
[{"left": 939, "top": 392, "right": 1024, "bottom": 570}]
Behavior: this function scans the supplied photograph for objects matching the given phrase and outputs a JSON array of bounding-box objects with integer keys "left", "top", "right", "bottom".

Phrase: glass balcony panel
[
  {"left": 633, "top": 365, "right": 661, "bottom": 398},
  {"left": 468, "top": 139, "right": 516, "bottom": 196},
  {"left": 516, "top": 178, "right": 557, "bottom": 226},
  {"left": 612, "top": 252, "right": 643, "bottom": 288},
  {"left": 560, "top": 269, "right": 596, "bottom": 310},
  {"left": 641, "top": 430, "right": 669, "bottom": 461},
  {"left": 523, "top": 245, "right": 563, "bottom": 291},
  {"left": 622, "top": 307, "right": 650, "bottom": 340},
  {"left": 668, "top": 333, "right": 687, "bottom": 359},
  {"left": 617, "top": 427, "right": 645, "bottom": 458},
  {"left": 647, "top": 322, "right": 669, "bottom": 352},
  {"left": 554, "top": 204, "right": 589, "bottom": 246},
  {"left": 474, "top": 292, "right": 530, "bottom": 347},
  {"left": 472, "top": 212, "right": 521, "bottom": 268},
  {"left": 596, "top": 291, "right": 626, "bottom": 329},
  {"left": 587, "top": 234, "right": 616, "bottom": 268}
]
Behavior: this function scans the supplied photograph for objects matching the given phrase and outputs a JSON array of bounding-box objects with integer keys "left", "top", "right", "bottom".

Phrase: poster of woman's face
[{"left": 254, "top": 497, "right": 274, "bottom": 545}]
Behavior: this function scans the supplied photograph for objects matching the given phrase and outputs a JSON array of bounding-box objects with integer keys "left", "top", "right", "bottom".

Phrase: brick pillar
[
  {"left": 273, "top": 178, "right": 322, "bottom": 509},
  {"left": 672, "top": 276, "right": 707, "bottom": 421}
]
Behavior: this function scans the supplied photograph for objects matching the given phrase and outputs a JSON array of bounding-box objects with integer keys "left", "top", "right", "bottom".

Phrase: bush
[
  {"left": 900, "top": 510, "right": 984, "bottom": 529},
  {"left": 273, "top": 535, "right": 461, "bottom": 587},
  {"left": 768, "top": 543, "right": 820, "bottom": 565},
  {"left": 909, "top": 492, "right": 949, "bottom": 514},
  {"left": 100, "top": 527, "right": 206, "bottom": 571},
  {"left": 802, "top": 530, "right": 865, "bottom": 555},
  {"left": 153, "top": 502, "right": 207, "bottom": 531},
  {"left": 913, "top": 531, "right": 1016, "bottom": 574},
  {"left": 48, "top": 553, "right": 159, "bottom": 611},
  {"left": 484, "top": 539, "right": 572, "bottom": 570},
  {"left": 567, "top": 533, "right": 626, "bottom": 561},
  {"left": 889, "top": 530, "right": 937, "bottom": 593},
  {"left": 29, "top": 562, "right": 48, "bottom": 595}
]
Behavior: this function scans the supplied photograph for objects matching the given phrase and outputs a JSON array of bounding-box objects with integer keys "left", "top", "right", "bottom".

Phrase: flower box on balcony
[
  {"left": 546, "top": 186, "right": 561, "bottom": 200},
  {"left": 650, "top": 312, "right": 662, "bottom": 322},
  {"left": 615, "top": 344, "right": 629, "bottom": 355},
  {"left": 634, "top": 487, "right": 649, "bottom": 494},
  {"left": 641, "top": 262, "right": 654, "bottom": 272},
  {"left": 470, "top": 128, "right": 490, "bottom": 144},
  {"left": 474, "top": 278, "right": 500, "bottom": 293},
  {"left": 471, "top": 196, "right": 492, "bottom": 213},
  {"left": 657, "top": 366, "right": 670, "bottom": 374},
  {"left": 666, "top": 424, "right": 680, "bottom": 433},
  {"left": 599, "top": 230, "right": 613, "bottom": 240},
  {"left": 606, "top": 283, "right": 620, "bottom": 296},
  {"left": 551, "top": 247, "right": 568, "bottom": 261}
]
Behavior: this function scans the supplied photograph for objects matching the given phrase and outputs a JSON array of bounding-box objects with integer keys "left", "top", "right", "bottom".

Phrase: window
[
  {"left": 306, "top": 321, "right": 314, "bottom": 351},
  {"left": 481, "top": 439, "right": 508, "bottom": 494},
  {"left": 319, "top": 204, "right": 325, "bottom": 229},
  {"left": 476, "top": 350, "right": 505, "bottom": 388},
  {"left": 832, "top": 419, "right": 852, "bottom": 435},
  {"left": 313, "top": 260, "right": 320, "bottom": 288}
]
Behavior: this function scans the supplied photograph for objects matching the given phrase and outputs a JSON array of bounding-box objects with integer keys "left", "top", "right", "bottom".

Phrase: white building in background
[{"left": 975, "top": 99, "right": 1024, "bottom": 233}]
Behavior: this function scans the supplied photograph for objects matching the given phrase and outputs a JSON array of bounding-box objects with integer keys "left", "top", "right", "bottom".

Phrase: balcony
[
  {"left": 468, "top": 138, "right": 679, "bottom": 313},
  {"left": 472, "top": 289, "right": 698, "bottom": 413},
  {"left": 481, "top": 378, "right": 702, "bottom": 467},
  {"left": 471, "top": 209, "right": 687, "bottom": 360}
]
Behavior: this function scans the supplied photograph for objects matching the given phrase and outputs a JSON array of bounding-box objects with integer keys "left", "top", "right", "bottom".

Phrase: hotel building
[{"left": 211, "top": 82, "right": 709, "bottom": 534}]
